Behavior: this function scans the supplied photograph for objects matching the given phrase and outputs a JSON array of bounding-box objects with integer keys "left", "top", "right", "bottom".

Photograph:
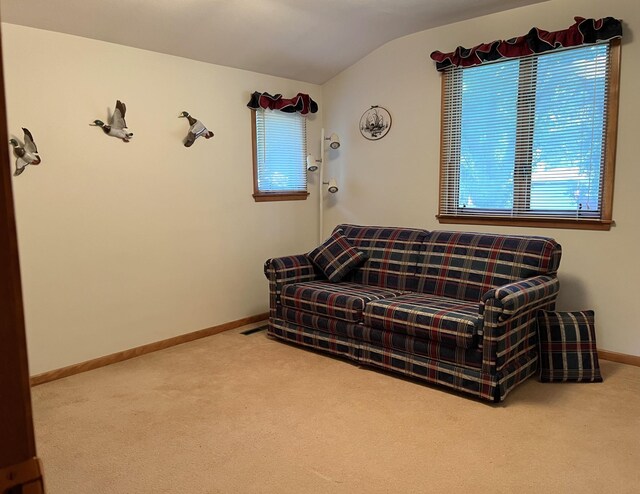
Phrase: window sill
[
  {"left": 253, "top": 191, "right": 309, "bottom": 202},
  {"left": 436, "top": 215, "right": 613, "bottom": 231}
]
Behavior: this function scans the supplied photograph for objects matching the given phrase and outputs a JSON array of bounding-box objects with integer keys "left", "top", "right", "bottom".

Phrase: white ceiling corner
[{"left": 1, "top": 0, "right": 547, "bottom": 84}]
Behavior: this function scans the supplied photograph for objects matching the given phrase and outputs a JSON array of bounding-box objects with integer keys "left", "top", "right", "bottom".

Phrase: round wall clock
[{"left": 359, "top": 106, "right": 391, "bottom": 140}]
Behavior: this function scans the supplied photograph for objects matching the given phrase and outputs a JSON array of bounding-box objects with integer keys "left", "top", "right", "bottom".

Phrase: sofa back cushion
[
  {"left": 416, "top": 231, "right": 562, "bottom": 302},
  {"left": 335, "top": 224, "right": 429, "bottom": 292}
]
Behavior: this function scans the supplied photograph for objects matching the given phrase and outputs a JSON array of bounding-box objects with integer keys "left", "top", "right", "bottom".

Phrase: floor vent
[{"left": 241, "top": 325, "right": 267, "bottom": 336}]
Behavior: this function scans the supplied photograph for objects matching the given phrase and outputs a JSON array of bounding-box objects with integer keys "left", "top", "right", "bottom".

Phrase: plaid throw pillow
[
  {"left": 538, "top": 310, "right": 603, "bottom": 383},
  {"left": 307, "top": 230, "right": 368, "bottom": 282}
]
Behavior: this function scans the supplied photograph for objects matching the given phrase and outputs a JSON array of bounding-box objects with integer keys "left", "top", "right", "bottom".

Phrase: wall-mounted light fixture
[
  {"left": 325, "top": 178, "right": 339, "bottom": 194},
  {"left": 306, "top": 155, "right": 320, "bottom": 172},
  {"left": 318, "top": 128, "right": 340, "bottom": 241},
  {"left": 326, "top": 132, "right": 340, "bottom": 150}
]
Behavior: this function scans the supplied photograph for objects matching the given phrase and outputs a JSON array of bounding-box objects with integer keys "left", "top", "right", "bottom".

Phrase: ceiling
[{"left": 1, "top": 0, "right": 546, "bottom": 84}]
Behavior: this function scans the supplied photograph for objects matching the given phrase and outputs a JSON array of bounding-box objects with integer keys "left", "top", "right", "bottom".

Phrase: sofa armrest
[
  {"left": 264, "top": 255, "right": 321, "bottom": 318},
  {"left": 482, "top": 275, "right": 560, "bottom": 321},
  {"left": 480, "top": 275, "right": 560, "bottom": 374}
]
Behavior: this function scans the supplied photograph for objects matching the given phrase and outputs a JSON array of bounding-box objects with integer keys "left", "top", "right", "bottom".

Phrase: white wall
[
  {"left": 2, "top": 24, "right": 323, "bottom": 374},
  {"left": 4, "top": 0, "right": 639, "bottom": 373},
  {"left": 322, "top": 0, "right": 640, "bottom": 356}
]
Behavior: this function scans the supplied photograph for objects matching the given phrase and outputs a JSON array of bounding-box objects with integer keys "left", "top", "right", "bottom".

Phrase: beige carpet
[{"left": 31, "top": 322, "right": 640, "bottom": 494}]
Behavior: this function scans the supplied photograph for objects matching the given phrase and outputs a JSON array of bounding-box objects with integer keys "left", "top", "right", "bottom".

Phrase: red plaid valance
[
  {"left": 430, "top": 16, "right": 622, "bottom": 71},
  {"left": 247, "top": 92, "right": 318, "bottom": 115}
]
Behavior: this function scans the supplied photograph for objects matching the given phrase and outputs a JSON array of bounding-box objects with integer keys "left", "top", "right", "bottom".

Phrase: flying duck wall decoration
[
  {"left": 179, "top": 111, "right": 214, "bottom": 147},
  {"left": 91, "top": 100, "right": 133, "bottom": 142},
  {"left": 10, "top": 128, "right": 41, "bottom": 176}
]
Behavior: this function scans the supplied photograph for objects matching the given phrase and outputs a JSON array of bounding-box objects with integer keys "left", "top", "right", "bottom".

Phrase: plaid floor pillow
[
  {"left": 537, "top": 310, "right": 603, "bottom": 383},
  {"left": 307, "top": 230, "right": 368, "bottom": 282}
]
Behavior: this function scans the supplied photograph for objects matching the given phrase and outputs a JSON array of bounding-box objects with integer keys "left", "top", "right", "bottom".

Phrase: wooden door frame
[{"left": 0, "top": 18, "right": 45, "bottom": 493}]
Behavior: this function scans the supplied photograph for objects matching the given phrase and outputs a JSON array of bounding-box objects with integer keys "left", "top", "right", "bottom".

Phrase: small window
[
  {"left": 251, "top": 109, "right": 308, "bottom": 202},
  {"left": 438, "top": 40, "right": 621, "bottom": 230}
]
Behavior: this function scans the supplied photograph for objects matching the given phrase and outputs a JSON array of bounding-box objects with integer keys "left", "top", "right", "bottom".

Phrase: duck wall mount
[
  {"left": 179, "top": 111, "right": 214, "bottom": 147},
  {"left": 91, "top": 100, "right": 133, "bottom": 142},
  {"left": 10, "top": 128, "right": 41, "bottom": 176}
]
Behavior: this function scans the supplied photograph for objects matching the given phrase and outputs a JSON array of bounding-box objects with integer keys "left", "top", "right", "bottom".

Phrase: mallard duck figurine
[
  {"left": 10, "top": 128, "right": 41, "bottom": 176},
  {"left": 91, "top": 100, "right": 133, "bottom": 142},
  {"left": 179, "top": 111, "right": 214, "bottom": 147}
]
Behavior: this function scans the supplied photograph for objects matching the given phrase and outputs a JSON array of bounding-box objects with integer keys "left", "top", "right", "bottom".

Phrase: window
[
  {"left": 251, "top": 109, "right": 308, "bottom": 202},
  {"left": 438, "top": 40, "right": 621, "bottom": 230}
]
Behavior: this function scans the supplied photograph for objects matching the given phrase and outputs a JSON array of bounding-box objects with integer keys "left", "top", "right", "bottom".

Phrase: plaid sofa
[{"left": 264, "top": 225, "right": 562, "bottom": 402}]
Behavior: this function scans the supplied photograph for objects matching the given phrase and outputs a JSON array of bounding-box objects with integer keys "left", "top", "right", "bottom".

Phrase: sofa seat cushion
[
  {"left": 360, "top": 326, "right": 483, "bottom": 369},
  {"left": 282, "top": 307, "right": 364, "bottom": 340},
  {"left": 281, "top": 281, "right": 404, "bottom": 322},
  {"left": 364, "top": 293, "right": 481, "bottom": 349}
]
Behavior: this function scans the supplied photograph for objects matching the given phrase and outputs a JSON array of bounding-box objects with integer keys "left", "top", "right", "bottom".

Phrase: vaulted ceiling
[{"left": 1, "top": 0, "right": 546, "bottom": 84}]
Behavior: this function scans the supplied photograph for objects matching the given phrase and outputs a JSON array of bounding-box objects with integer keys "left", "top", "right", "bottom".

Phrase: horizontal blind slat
[
  {"left": 256, "top": 109, "right": 307, "bottom": 193},
  {"left": 440, "top": 42, "right": 610, "bottom": 218}
]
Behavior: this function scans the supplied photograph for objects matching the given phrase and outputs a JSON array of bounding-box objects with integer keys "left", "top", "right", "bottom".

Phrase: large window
[
  {"left": 252, "top": 109, "right": 308, "bottom": 202},
  {"left": 438, "top": 40, "right": 620, "bottom": 230}
]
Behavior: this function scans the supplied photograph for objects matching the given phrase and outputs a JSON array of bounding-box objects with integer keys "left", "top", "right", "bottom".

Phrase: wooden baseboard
[
  {"left": 0, "top": 457, "right": 44, "bottom": 493},
  {"left": 598, "top": 349, "right": 640, "bottom": 367},
  {"left": 30, "top": 313, "right": 268, "bottom": 386},
  {"left": 30, "top": 318, "right": 635, "bottom": 386}
]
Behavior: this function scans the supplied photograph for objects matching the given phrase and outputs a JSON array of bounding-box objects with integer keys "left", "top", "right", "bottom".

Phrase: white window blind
[
  {"left": 440, "top": 42, "right": 613, "bottom": 222},
  {"left": 255, "top": 109, "right": 307, "bottom": 193}
]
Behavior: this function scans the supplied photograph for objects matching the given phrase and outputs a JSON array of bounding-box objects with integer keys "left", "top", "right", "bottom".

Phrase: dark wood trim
[
  {"left": 253, "top": 191, "right": 309, "bottom": 202},
  {"left": 437, "top": 71, "right": 446, "bottom": 218},
  {"left": 601, "top": 39, "right": 621, "bottom": 223},
  {"left": 436, "top": 215, "right": 613, "bottom": 231},
  {"left": 251, "top": 109, "right": 259, "bottom": 197},
  {"left": 599, "top": 349, "right": 640, "bottom": 367},
  {"left": 0, "top": 20, "right": 39, "bottom": 470},
  {"left": 250, "top": 109, "right": 308, "bottom": 202},
  {"left": 30, "top": 313, "right": 269, "bottom": 386},
  {"left": 437, "top": 40, "right": 621, "bottom": 231},
  {"left": 0, "top": 457, "right": 44, "bottom": 493}
]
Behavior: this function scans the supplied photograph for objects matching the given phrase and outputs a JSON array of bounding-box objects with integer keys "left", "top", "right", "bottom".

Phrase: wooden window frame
[
  {"left": 251, "top": 110, "right": 309, "bottom": 202},
  {"left": 437, "top": 39, "right": 621, "bottom": 231}
]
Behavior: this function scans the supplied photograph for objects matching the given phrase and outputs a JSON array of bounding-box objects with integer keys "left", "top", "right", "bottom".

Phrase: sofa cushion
[
  {"left": 336, "top": 224, "right": 429, "bottom": 292},
  {"left": 281, "top": 307, "right": 364, "bottom": 340},
  {"left": 538, "top": 310, "right": 603, "bottom": 383},
  {"left": 307, "top": 230, "right": 368, "bottom": 282},
  {"left": 416, "top": 231, "right": 562, "bottom": 302},
  {"left": 281, "top": 281, "right": 403, "bottom": 322},
  {"left": 360, "top": 326, "right": 483, "bottom": 369},
  {"left": 364, "top": 293, "right": 481, "bottom": 349}
]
